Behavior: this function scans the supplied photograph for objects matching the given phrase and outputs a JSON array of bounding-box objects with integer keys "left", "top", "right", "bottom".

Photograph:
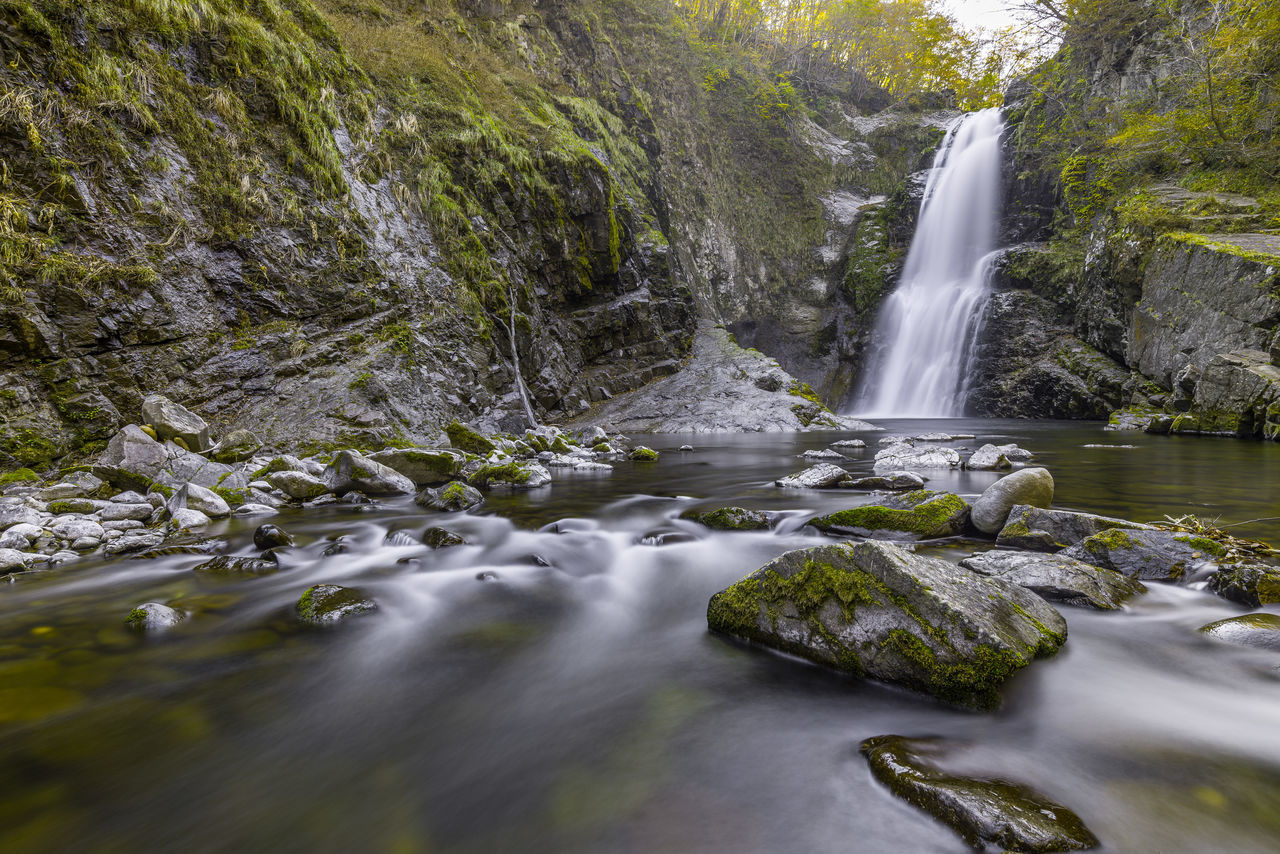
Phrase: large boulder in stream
[
  {"left": 1061, "top": 528, "right": 1224, "bottom": 582},
  {"left": 861, "top": 735, "right": 1099, "bottom": 852},
  {"left": 873, "top": 443, "right": 961, "bottom": 473},
  {"left": 961, "top": 550, "right": 1146, "bottom": 610},
  {"left": 706, "top": 541, "right": 1067, "bottom": 709},
  {"left": 776, "top": 463, "right": 848, "bottom": 489},
  {"left": 680, "top": 507, "right": 770, "bottom": 531},
  {"left": 971, "top": 468, "right": 1054, "bottom": 534},
  {"left": 324, "top": 450, "right": 414, "bottom": 496},
  {"left": 997, "top": 505, "right": 1153, "bottom": 552},
  {"left": 1198, "top": 613, "right": 1280, "bottom": 651},
  {"left": 809, "top": 490, "right": 970, "bottom": 540},
  {"left": 1207, "top": 564, "right": 1280, "bottom": 608},
  {"left": 368, "top": 448, "right": 466, "bottom": 486},
  {"left": 296, "top": 584, "right": 378, "bottom": 626},
  {"left": 415, "top": 481, "right": 484, "bottom": 512}
]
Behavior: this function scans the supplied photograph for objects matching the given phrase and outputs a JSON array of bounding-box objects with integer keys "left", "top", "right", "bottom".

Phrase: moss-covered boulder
[
  {"left": 997, "top": 505, "right": 1153, "bottom": 553},
  {"left": 680, "top": 507, "right": 770, "bottom": 531},
  {"left": 1207, "top": 564, "right": 1280, "bottom": 608},
  {"left": 809, "top": 490, "right": 970, "bottom": 540},
  {"left": 467, "top": 461, "right": 551, "bottom": 490},
  {"left": 296, "top": 585, "right": 377, "bottom": 626},
  {"left": 424, "top": 527, "right": 468, "bottom": 549},
  {"left": 961, "top": 550, "right": 1146, "bottom": 611},
  {"left": 415, "top": 481, "right": 484, "bottom": 512},
  {"left": 266, "top": 470, "right": 330, "bottom": 501},
  {"left": 971, "top": 468, "right": 1054, "bottom": 534},
  {"left": 1198, "top": 613, "right": 1280, "bottom": 651},
  {"left": 368, "top": 448, "right": 466, "bottom": 486},
  {"left": 628, "top": 446, "right": 659, "bottom": 461},
  {"left": 861, "top": 735, "right": 1099, "bottom": 852},
  {"left": 1061, "top": 528, "right": 1224, "bottom": 582},
  {"left": 445, "top": 421, "right": 497, "bottom": 456},
  {"left": 706, "top": 541, "right": 1067, "bottom": 709},
  {"left": 323, "top": 450, "right": 414, "bottom": 496},
  {"left": 125, "top": 602, "right": 186, "bottom": 632}
]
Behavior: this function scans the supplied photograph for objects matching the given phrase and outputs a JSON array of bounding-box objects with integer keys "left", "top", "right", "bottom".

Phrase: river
[{"left": 3, "top": 419, "right": 1279, "bottom": 853}]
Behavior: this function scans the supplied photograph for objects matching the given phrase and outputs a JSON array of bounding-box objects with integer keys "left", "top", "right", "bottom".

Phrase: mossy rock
[
  {"left": 1207, "top": 564, "right": 1280, "bottom": 608},
  {"left": 706, "top": 541, "right": 1067, "bottom": 710},
  {"left": 296, "top": 585, "right": 377, "bottom": 627},
  {"left": 0, "top": 468, "right": 40, "bottom": 486},
  {"left": 423, "top": 527, "right": 468, "bottom": 549},
  {"left": 997, "top": 504, "right": 1152, "bottom": 553},
  {"left": 445, "top": 421, "right": 497, "bottom": 456},
  {"left": 809, "top": 490, "right": 970, "bottom": 540},
  {"left": 861, "top": 735, "right": 1099, "bottom": 852},
  {"left": 628, "top": 446, "right": 660, "bottom": 462},
  {"left": 1062, "top": 528, "right": 1223, "bottom": 582},
  {"left": 415, "top": 481, "right": 484, "bottom": 512},
  {"left": 192, "top": 555, "right": 279, "bottom": 577},
  {"left": 680, "top": 507, "right": 770, "bottom": 531},
  {"left": 1198, "top": 613, "right": 1280, "bottom": 651},
  {"left": 125, "top": 602, "right": 186, "bottom": 632},
  {"left": 46, "top": 498, "right": 97, "bottom": 515},
  {"left": 467, "top": 461, "right": 550, "bottom": 489}
]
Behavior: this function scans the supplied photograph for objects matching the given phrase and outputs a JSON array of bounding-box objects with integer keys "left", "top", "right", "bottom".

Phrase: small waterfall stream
[{"left": 853, "top": 108, "right": 1005, "bottom": 417}]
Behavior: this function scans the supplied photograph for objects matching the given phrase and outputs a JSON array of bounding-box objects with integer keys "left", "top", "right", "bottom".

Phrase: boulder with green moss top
[
  {"left": 680, "top": 507, "right": 770, "bottom": 531},
  {"left": 368, "top": 448, "right": 466, "bottom": 486},
  {"left": 324, "top": 450, "right": 414, "bottom": 496},
  {"left": 267, "top": 470, "right": 330, "bottom": 501},
  {"left": 971, "top": 468, "right": 1054, "bottom": 535},
  {"left": 445, "top": 421, "right": 497, "bottom": 456},
  {"left": 1207, "top": 564, "right": 1280, "bottom": 608},
  {"left": 46, "top": 498, "right": 98, "bottom": 515},
  {"left": 628, "top": 446, "right": 659, "bottom": 461},
  {"left": 415, "top": 481, "right": 484, "bottom": 512},
  {"left": 706, "top": 541, "right": 1067, "bottom": 709},
  {"left": 424, "top": 527, "right": 468, "bottom": 548},
  {"left": 1198, "top": 613, "right": 1280, "bottom": 651},
  {"left": 1062, "top": 528, "right": 1225, "bottom": 582},
  {"left": 0, "top": 468, "right": 40, "bottom": 486},
  {"left": 467, "top": 461, "right": 551, "bottom": 490},
  {"left": 861, "top": 735, "right": 1099, "bottom": 852},
  {"left": 142, "top": 394, "right": 211, "bottom": 452},
  {"left": 997, "top": 505, "right": 1154, "bottom": 552},
  {"left": 809, "top": 490, "right": 970, "bottom": 540},
  {"left": 125, "top": 602, "right": 186, "bottom": 632},
  {"left": 297, "top": 584, "right": 377, "bottom": 626},
  {"left": 209, "top": 429, "right": 261, "bottom": 463},
  {"left": 961, "top": 550, "right": 1146, "bottom": 610}
]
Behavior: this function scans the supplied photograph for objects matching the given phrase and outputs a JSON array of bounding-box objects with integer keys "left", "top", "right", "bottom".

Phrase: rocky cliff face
[{"left": 0, "top": 0, "right": 947, "bottom": 467}]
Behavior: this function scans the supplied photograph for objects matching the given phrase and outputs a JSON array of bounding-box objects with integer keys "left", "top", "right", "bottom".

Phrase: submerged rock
[
  {"left": 776, "top": 463, "right": 847, "bottom": 489},
  {"left": 971, "top": 468, "right": 1054, "bottom": 534},
  {"left": 125, "top": 602, "right": 186, "bottom": 632},
  {"left": 802, "top": 449, "right": 845, "bottom": 460},
  {"left": 1062, "top": 528, "right": 1223, "bottom": 582},
  {"left": 416, "top": 481, "right": 484, "bottom": 512},
  {"left": 961, "top": 550, "right": 1146, "bottom": 610},
  {"left": 424, "top": 527, "right": 468, "bottom": 548},
  {"left": 966, "top": 444, "right": 1012, "bottom": 471},
  {"left": 1207, "top": 564, "right": 1280, "bottom": 608},
  {"left": 1198, "top": 613, "right": 1280, "bottom": 651},
  {"left": 706, "top": 541, "right": 1067, "bottom": 709},
  {"left": 861, "top": 735, "right": 1099, "bottom": 852},
  {"left": 253, "top": 524, "right": 294, "bottom": 550},
  {"left": 809, "top": 490, "right": 970, "bottom": 540},
  {"left": 997, "top": 505, "right": 1152, "bottom": 553},
  {"left": 324, "top": 450, "right": 415, "bottom": 496},
  {"left": 831, "top": 438, "right": 866, "bottom": 449},
  {"left": 680, "top": 507, "right": 770, "bottom": 531},
  {"left": 142, "top": 394, "right": 211, "bottom": 452},
  {"left": 296, "top": 584, "right": 377, "bottom": 626}
]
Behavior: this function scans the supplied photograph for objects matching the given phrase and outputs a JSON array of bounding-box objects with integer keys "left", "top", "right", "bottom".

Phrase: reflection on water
[{"left": 2, "top": 420, "right": 1279, "bottom": 853}]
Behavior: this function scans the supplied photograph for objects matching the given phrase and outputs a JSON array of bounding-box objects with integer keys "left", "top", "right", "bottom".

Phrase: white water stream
[{"left": 853, "top": 108, "right": 1005, "bottom": 417}]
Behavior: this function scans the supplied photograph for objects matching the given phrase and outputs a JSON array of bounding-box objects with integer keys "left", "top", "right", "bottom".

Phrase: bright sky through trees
[{"left": 946, "top": 0, "right": 1021, "bottom": 31}]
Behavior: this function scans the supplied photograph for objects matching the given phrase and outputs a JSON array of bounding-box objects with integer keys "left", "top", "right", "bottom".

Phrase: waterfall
[{"left": 852, "top": 108, "right": 1005, "bottom": 418}]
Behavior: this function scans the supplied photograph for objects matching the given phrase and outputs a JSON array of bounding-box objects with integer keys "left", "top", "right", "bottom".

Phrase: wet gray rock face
[
  {"left": 679, "top": 507, "right": 770, "bottom": 531},
  {"left": 1198, "top": 613, "right": 1280, "bottom": 651},
  {"left": 267, "top": 470, "right": 330, "bottom": 501},
  {"left": 966, "top": 444, "right": 1011, "bottom": 470},
  {"left": 423, "top": 527, "right": 468, "bottom": 549},
  {"left": 971, "top": 468, "right": 1054, "bottom": 535},
  {"left": 962, "top": 550, "right": 1146, "bottom": 610},
  {"left": 873, "top": 443, "right": 961, "bottom": 473},
  {"left": 861, "top": 735, "right": 1100, "bottom": 852},
  {"left": 842, "top": 471, "right": 926, "bottom": 491},
  {"left": 296, "top": 585, "right": 377, "bottom": 626},
  {"left": 0, "top": 548, "right": 33, "bottom": 574},
  {"left": 193, "top": 555, "right": 278, "bottom": 576},
  {"left": 1061, "top": 529, "right": 1221, "bottom": 582},
  {"left": 997, "top": 504, "right": 1153, "bottom": 552},
  {"left": 706, "top": 541, "right": 1066, "bottom": 709},
  {"left": 1207, "top": 564, "right": 1280, "bottom": 608},
  {"left": 142, "top": 395, "right": 212, "bottom": 451},
  {"left": 125, "top": 603, "right": 186, "bottom": 632},
  {"left": 776, "top": 463, "right": 848, "bottom": 489},
  {"left": 415, "top": 482, "right": 484, "bottom": 512},
  {"left": 324, "top": 450, "right": 414, "bottom": 496},
  {"left": 367, "top": 449, "right": 466, "bottom": 486}
]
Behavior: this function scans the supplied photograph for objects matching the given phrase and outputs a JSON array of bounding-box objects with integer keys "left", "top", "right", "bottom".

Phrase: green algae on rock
[
  {"left": 415, "top": 481, "right": 484, "bottom": 512},
  {"left": 706, "top": 541, "right": 1067, "bottom": 710},
  {"left": 861, "top": 735, "right": 1100, "bottom": 852},
  {"left": 296, "top": 584, "right": 378, "bottom": 627},
  {"left": 445, "top": 422, "right": 497, "bottom": 457},
  {"left": 997, "top": 504, "right": 1153, "bottom": 553},
  {"left": 1062, "top": 528, "right": 1223, "bottom": 582},
  {"left": 808, "top": 490, "right": 969, "bottom": 540},
  {"left": 1208, "top": 564, "right": 1280, "bottom": 608},
  {"left": 679, "top": 507, "right": 770, "bottom": 531},
  {"left": 1198, "top": 613, "right": 1280, "bottom": 651}
]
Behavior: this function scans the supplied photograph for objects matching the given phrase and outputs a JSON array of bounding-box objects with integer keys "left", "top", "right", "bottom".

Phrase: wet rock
[
  {"left": 861, "top": 735, "right": 1099, "bottom": 852},
  {"left": 1207, "top": 564, "right": 1280, "bottom": 608},
  {"left": 707, "top": 541, "right": 1067, "bottom": 709},
  {"left": 1198, "top": 613, "right": 1280, "bottom": 651},
  {"left": 467, "top": 461, "right": 552, "bottom": 489},
  {"left": 384, "top": 530, "right": 420, "bottom": 547},
  {"left": 296, "top": 584, "right": 377, "bottom": 626},
  {"left": 0, "top": 548, "right": 33, "bottom": 574},
  {"left": 445, "top": 420, "right": 497, "bottom": 455},
  {"left": 997, "top": 505, "right": 1153, "bottom": 552},
  {"left": 831, "top": 439, "right": 866, "bottom": 449},
  {"left": 125, "top": 602, "right": 186, "bottom": 632},
  {"left": 476, "top": 570, "right": 501, "bottom": 582},
  {"left": 842, "top": 471, "right": 927, "bottom": 491},
  {"left": 776, "top": 463, "right": 848, "bottom": 489},
  {"left": 254, "top": 524, "right": 294, "bottom": 550},
  {"left": 628, "top": 446, "right": 659, "bottom": 461},
  {"left": 679, "top": 444, "right": 694, "bottom": 452},
  {"left": 809, "top": 490, "right": 970, "bottom": 540},
  {"left": 802, "top": 449, "right": 846, "bottom": 460},
  {"left": 368, "top": 448, "right": 466, "bottom": 486},
  {"left": 103, "top": 532, "right": 166, "bottom": 555},
  {"left": 142, "top": 394, "right": 211, "bottom": 451},
  {"left": 680, "top": 507, "right": 770, "bottom": 531},
  {"left": 233, "top": 503, "right": 278, "bottom": 517},
  {"left": 185, "top": 483, "right": 230, "bottom": 518},
  {"left": 966, "top": 444, "right": 1012, "bottom": 471},
  {"left": 267, "top": 470, "right": 330, "bottom": 501},
  {"left": 873, "top": 444, "right": 961, "bottom": 473},
  {"left": 209, "top": 428, "right": 262, "bottom": 463},
  {"left": 995, "top": 443, "right": 1034, "bottom": 462},
  {"left": 1, "top": 522, "right": 40, "bottom": 544},
  {"left": 424, "top": 527, "right": 468, "bottom": 548},
  {"left": 1061, "top": 528, "right": 1223, "bottom": 582},
  {"left": 415, "top": 481, "right": 484, "bottom": 512},
  {"left": 961, "top": 550, "right": 1146, "bottom": 610},
  {"left": 324, "top": 450, "right": 414, "bottom": 496},
  {"left": 169, "top": 509, "right": 211, "bottom": 531},
  {"left": 193, "top": 555, "right": 279, "bottom": 576},
  {"left": 70, "top": 536, "right": 101, "bottom": 551},
  {"left": 321, "top": 538, "right": 351, "bottom": 556},
  {"left": 971, "top": 468, "right": 1054, "bottom": 534}
]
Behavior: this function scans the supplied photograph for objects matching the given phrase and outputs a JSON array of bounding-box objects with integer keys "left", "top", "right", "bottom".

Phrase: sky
[{"left": 946, "top": 0, "right": 1023, "bottom": 31}]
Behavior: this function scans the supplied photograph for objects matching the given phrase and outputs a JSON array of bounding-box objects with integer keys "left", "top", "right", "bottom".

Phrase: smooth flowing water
[
  {"left": 4, "top": 421, "right": 1280, "bottom": 853},
  {"left": 855, "top": 109, "right": 1005, "bottom": 418}
]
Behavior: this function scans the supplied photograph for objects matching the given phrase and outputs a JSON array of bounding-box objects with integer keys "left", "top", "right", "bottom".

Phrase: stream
[{"left": 3, "top": 419, "right": 1280, "bottom": 853}]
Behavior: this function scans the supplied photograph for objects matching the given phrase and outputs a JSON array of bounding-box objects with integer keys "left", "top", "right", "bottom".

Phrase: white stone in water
[
  {"left": 802, "top": 449, "right": 845, "bottom": 460},
  {"left": 776, "top": 464, "right": 848, "bottom": 489},
  {"left": 169, "top": 508, "right": 211, "bottom": 530},
  {"left": 966, "top": 444, "right": 1012, "bottom": 471},
  {"left": 873, "top": 445, "right": 961, "bottom": 473},
  {"left": 831, "top": 439, "right": 866, "bottom": 449}
]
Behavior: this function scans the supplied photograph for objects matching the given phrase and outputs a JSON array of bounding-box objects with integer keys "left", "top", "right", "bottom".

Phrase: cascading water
[{"left": 853, "top": 108, "right": 1005, "bottom": 418}]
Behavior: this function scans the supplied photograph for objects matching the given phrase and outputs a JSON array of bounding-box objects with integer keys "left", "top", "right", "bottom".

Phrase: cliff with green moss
[{"left": 0, "top": 0, "right": 947, "bottom": 466}]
